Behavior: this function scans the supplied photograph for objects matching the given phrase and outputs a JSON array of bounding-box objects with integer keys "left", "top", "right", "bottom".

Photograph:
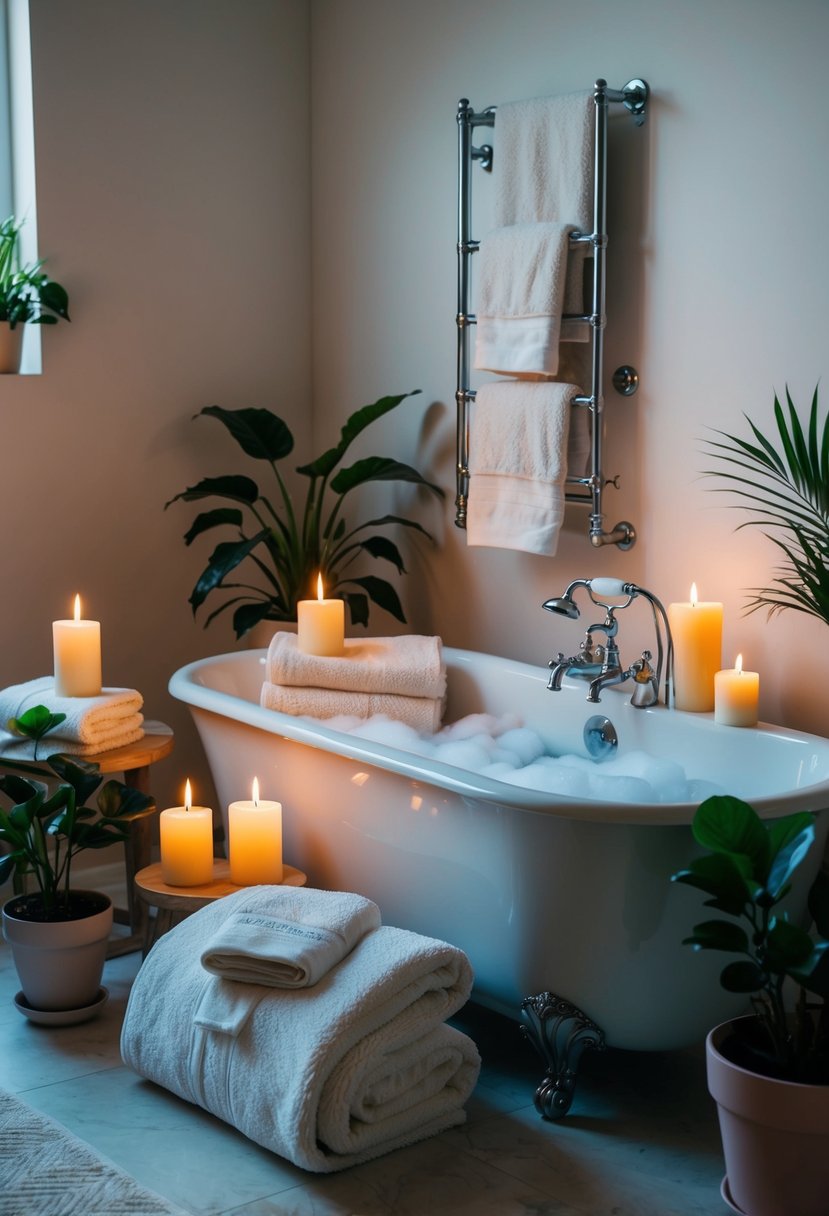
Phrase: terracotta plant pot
[
  {"left": 707, "top": 1017, "right": 829, "bottom": 1216},
  {"left": 2, "top": 890, "right": 113, "bottom": 1011},
  {"left": 0, "top": 323, "right": 24, "bottom": 373}
]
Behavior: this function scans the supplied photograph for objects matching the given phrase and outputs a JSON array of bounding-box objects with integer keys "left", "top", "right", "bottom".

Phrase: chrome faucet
[{"left": 543, "top": 578, "right": 674, "bottom": 708}]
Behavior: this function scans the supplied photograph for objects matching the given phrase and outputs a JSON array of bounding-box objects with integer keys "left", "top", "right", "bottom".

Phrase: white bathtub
[{"left": 169, "top": 647, "right": 829, "bottom": 1052}]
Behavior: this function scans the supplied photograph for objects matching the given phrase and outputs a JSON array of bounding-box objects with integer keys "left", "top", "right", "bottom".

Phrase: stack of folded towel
[
  {"left": 0, "top": 676, "right": 144, "bottom": 757},
  {"left": 260, "top": 632, "right": 447, "bottom": 734},
  {"left": 121, "top": 885, "right": 481, "bottom": 1173}
]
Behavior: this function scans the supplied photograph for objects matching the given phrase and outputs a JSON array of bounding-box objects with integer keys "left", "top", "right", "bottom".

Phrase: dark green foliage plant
[
  {"left": 166, "top": 390, "right": 444, "bottom": 639},
  {"left": 672, "top": 794, "right": 829, "bottom": 1083},
  {"left": 0, "top": 216, "right": 70, "bottom": 328},
  {"left": 705, "top": 386, "right": 829, "bottom": 626}
]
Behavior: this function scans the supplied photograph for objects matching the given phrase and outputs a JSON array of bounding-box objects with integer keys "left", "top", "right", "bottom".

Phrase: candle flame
[
  {"left": 735, "top": 654, "right": 743, "bottom": 674},
  {"left": 689, "top": 583, "right": 698, "bottom": 607},
  {"left": 252, "top": 776, "right": 259, "bottom": 806},
  {"left": 73, "top": 593, "right": 81, "bottom": 622},
  {"left": 184, "top": 779, "right": 192, "bottom": 811},
  {"left": 316, "top": 572, "right": 324, "bottom": 601}
]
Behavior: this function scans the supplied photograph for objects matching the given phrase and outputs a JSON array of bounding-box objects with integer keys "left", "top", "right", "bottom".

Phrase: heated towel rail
[{"left": 455, "top": 77, "right": 649, "bottom": 549}]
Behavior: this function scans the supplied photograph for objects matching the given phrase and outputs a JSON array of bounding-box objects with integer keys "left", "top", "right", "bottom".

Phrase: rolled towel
[
  {"left": 266, "top": 632, "right": 446, "bottom": 700},
  {"left": 0, "top": 676, "right": 145, "bottom": 757},
  {"left": 121, "top": 887, "right": 481, "bottom": 1173},
  {"left": 467, "top": 379, "right": 581, "bottom": 556},
  {"left": 260, "top": 681, "right": 443, "bottom": 735},
  {"left": 200, "top": 887, "right": 382, "bottom": 989},
  {"left": 474, "top": 221, "right": 578, "bottom": 376}
]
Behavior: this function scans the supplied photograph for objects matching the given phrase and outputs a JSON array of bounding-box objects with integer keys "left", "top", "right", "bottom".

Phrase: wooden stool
[{"left": 134, "top": 860, "right": 307, "bottom": 956}]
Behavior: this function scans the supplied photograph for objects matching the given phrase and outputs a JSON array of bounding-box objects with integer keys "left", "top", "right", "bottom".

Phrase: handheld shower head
[{"left": 542, "top": 595, "right": 581, "bottom": 619}]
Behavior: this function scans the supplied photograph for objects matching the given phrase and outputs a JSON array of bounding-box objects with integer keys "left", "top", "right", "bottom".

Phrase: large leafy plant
[
  {"left": 672, "top": 794, "right": 829, "bottom": 1083},
  {"left": 0, "top": 216, "right": 70, "bottom": 328},
  {"left": 166, "top": 390, "right": 444, "bottom": 639},
  {"left": 0, "top": 706, "right": 155, "bottom": 919},
  {"left": 705, "top": 385, "right": 829, "bottom": 625}
]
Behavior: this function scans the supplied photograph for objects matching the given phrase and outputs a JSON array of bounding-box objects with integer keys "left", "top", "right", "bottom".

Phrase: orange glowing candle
[
  {"left": 667, "top": 583, "right": 723, "bottom": 712},
  {"left": 159, "top": 779, "right": 214, "bottom": 886},
  {"left": 52, "top": 593, "right": 102, "bottom": 698},
  {"left": 228, "top": 776, "right": 283, "bottom": 885},
  {"left": 297, "top": 573, "right": 344, "bottom": 656}
]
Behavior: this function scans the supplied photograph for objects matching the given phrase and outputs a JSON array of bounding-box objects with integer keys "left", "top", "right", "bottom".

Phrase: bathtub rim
[{"left": 169, "top": 647, "right": 829, "bottom": 827}]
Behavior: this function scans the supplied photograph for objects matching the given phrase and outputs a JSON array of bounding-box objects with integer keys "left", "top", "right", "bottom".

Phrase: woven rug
[{"left": 0, "top": 1087, "right": 190, "bottom": 1216}]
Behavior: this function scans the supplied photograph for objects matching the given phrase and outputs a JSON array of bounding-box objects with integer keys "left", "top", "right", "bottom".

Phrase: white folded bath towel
[
  {"left": 467, "top": 379, "right": 580, "bottom": 556},
  {"left": 490, "top": 89, "right": 595, "bottom": 346},
  {"left": 200, "top": 887, "right": 382, "bottom": 990},
  {"left": 266, "top": 632, "right": 446, "bottom": 700},
  {"left": 0, "top": 676, "right": 145, "bottom": 757},
  {"left": 121, "top": 887, "right": 480, "bottom": 1173},
  {"left": 475, "top": 221, "right": 577, "bottom": 375},
  {"left": 260, "top": 681, "right": 443, "bottom": 734}
]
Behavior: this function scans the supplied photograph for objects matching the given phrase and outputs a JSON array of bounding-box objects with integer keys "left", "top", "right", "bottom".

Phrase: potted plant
[
  {"left": 165, "top": 390, "right": 444, "bottom": 640},
  {"left": 672, "top": 793, "right": 829, "bottom": 1216},
  {"left": 0, "top": 706, "right": 155, "bottom": 1017},
  {"left": 0, "top": 216, "right": 71, "bottom": 373}
]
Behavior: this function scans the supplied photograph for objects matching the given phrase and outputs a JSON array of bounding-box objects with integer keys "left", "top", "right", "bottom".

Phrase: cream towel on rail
[
  {"left": 200, "top": 888, "right": 381, "bottom": 990},
  {"left": 475, "top": 221, "right": 577, "bottom": 375},
  {"left": 266, "top": 632, "right": 446, "bottom": 701},
  {"left": 0, "top": 676, "right": 145, "bottom": 757},
  {"left": 120, "top": 887, "right": 481, "bottom": 1173},
  {"left": 260, "top": 681, "right": 443, "bottom": 734},
  {"left": 491, "top": 89, "right": 595, "bottom": 342},
  {"left": 467, "top": 380, "right": 580, "bottom": 556}
]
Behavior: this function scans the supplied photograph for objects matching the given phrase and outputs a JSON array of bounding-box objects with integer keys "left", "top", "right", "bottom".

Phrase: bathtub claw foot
[{"left": 520, "top": 992, "right": 606, "bottom": 1120}]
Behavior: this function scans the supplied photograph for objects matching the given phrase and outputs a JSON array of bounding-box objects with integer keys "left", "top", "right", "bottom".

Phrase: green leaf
[
  {"left": 38, "top": 278, "right": 70, "bottom": 320},
  {"left": 789, "top": 943, "right": 829, "bottom": 997},
  {"left": 808, "top": 868, "right": 829, "bottom": 938},
  {"left": 0, "top": 773, "right": 40, "bottom": 804},
  {"left": 766, "top": 917, "right": 817, "bottom": 970},
  {"left": 342, "top": 590, "right": 369, "bottom": 628},
  {"left": 183, "top": 507, "right": 244, "bottom": 546},
  {"left": 353, "top": 535, "right": 406, "bottom": 572},
  {"left": 232, "top": 600, "right": 282, "bottom": 639},
  {"left": 6, "top": 704, "right": 67, "bottom": 742},
  {"left": 765, "top": 822, "right": 815, "bottom": 900},
  {"left": 330, "top": 456, "right": 444, "bottom": 498},
  {"left": 188, "top": 530, "right": 272, "bottom": 611},
  {"left": 342, "top": 574, "right": 406, "bottom": 622},
  {"left": 683, "top": 919, "right": 750, "bottom": 953},
  {"left": 0, "top": 854, "right": 16, "bottom": 884},
  {"left": 671, "top": 852, "right": 752, "bottom": 916},
  {"left": 46, "top": 755, "right": 101, "bottom": 806},
  {"left": 297, "top": 392, "right": 419, "bottom": 479},
  {"left": 720, "top": 960, "right": 765, "bottom": 993},
  {"left": 198, "top": 406, "right": 294, "bottom": 462},
  {"left": 165, "top": 475, "right": 260, "bottom": 509},
  {"left": 692, "top": 795, "right": 769, "bottom": 876},
  {"left": 96, "top": 781, "right": 155, "bottom": 821}
]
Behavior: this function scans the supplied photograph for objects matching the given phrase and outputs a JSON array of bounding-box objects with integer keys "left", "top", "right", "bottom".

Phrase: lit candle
[
  {"left": 52, "top": 594, "right": 102, "bottom": 698},
  {"left": 297, "top": 572, "right": 344, "bottom": 656},
  {"left": 667, "top": 583, "right": 723, "bottom": 712},
  {"left": 228, "top": 776, "right": 283, "bottom": 885},
  {"left": 159, "top": 779, "right": 214, "bottom": 886},
  {"left": 715, "top": 654, "right": 759, "bottom": 727}
]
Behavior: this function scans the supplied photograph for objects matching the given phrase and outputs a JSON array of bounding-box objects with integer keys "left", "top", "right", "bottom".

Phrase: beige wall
[
  {"left": 0, "top": 0, "right": 311, "bottom": 816},
  {"left": 310, "top": 0, "right": 829, "bottom": 735}
]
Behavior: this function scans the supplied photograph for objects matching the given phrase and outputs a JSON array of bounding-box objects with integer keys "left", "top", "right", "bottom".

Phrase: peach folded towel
[
  {"left": 0, "top": 676, "right": 145, "bottom": 756},
  {"left": 266, "top": 632, "right": 446, "bottom": 701},
  {"left": 260, "top": 681, "right": 443, "bottom": 735}
]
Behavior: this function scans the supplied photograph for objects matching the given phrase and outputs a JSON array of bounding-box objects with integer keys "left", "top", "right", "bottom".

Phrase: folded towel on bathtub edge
[
  {"left": 265, "top": 632, "right": 446, "bottom": 701},
  {"left": 120, "top": 887, "right": 480, "bottom": 1173},
  {"left": 260, "top": 680, "right": 444, "bottom": 735}
]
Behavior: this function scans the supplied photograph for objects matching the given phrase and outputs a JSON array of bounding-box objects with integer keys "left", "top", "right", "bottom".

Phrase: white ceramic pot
[
  {"left": 2, "top": 890, "right": 113, "bottom": 1011},
  {"left": 707, "top": 1017, "right": 829, "bottom": 1216}
]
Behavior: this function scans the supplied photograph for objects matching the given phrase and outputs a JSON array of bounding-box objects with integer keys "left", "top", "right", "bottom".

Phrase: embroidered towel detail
[
  {"left": 200, "top": 889, "right": 381, "bottom": 989},
  {"left": 0, "top": 676, "right": 145, "bottom": 757},
  {"left": 266, "top": 632, "right": 446, "bottom": 701},
  {"left": 260, "top": 681, "right": 443, "bottom": 734},
  {"left": 467, "top": 380, "right": 581, "bottom": 556}
]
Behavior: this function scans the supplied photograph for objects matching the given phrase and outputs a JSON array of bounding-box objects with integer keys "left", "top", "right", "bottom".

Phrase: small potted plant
[
  {"left": 166, "top": 389, "right": 444, "bottom": 640},
  {"left": 0, "top": 215, "right": 71, "bottom": 372},
  {"left": 0, "top": 706, "right": 155, "bottom": 1018},
  {"left": 672, "top": 793, "right": 829, "bottom": 1216}
]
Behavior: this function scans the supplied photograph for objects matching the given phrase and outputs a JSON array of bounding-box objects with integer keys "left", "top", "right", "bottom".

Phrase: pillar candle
[
  {"left": 715, "top": 654, "right": 759, "bottom": 727},
  {"left": 159, "top": 780, "right": 214, "bottom": 886},
  {"left": 228, "top": 777, "right": 283, "bottom": 885},
  {"left": 667, "top": 584, "right": 723, "bottom": 712},
  {"left": 52, "top": 594, "right": 102, "bottom": 697},
  {"left": 297, "top": 572, "right": 344, "bottom": 656}
]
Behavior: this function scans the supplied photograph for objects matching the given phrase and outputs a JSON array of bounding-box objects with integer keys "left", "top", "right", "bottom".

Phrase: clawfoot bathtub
[{"left": 170, "top": 647, "right": 829, "bottom": 1113}]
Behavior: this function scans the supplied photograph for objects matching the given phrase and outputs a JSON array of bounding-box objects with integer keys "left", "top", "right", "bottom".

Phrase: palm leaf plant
[
  {"left": 166, "top": 390, "right": 444, "bottom": 639},
  {"left": 704, "top": 385, "right": 829, "bottom": 625},
  {"left": 0, "top": 216, "right": 70, "bottom": 328}
]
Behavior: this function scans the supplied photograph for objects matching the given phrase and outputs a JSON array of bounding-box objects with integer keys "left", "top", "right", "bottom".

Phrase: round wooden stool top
[{"left": 134, "top": 859, "right": 307, "bottom": 915}]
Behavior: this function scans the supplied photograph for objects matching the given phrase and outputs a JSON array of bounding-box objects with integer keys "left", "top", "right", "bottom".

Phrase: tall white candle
[
  {"left": 52, "top": 594, "right": 102, "bottom": 698},
  {"left": 715, "top": 654, "right": 760, "bottom": 727},
  {"left": 297, "top": 573, "right": 344, "bottom": 657},
  {"left": 667, "top": 583, "right": 723, "bottom": 712},
  {"left": 159, "top": 779, "right": 214, "bottom": 886},
  {"left": 229, "top": 776, "right": 283, "bottom": 885}
]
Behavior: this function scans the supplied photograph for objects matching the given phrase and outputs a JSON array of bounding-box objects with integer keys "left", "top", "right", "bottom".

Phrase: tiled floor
[{"left": 0, "top": 917, "right": 731, "bottom": 1215}]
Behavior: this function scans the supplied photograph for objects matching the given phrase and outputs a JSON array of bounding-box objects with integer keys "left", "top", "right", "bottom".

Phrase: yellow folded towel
[{"left": 266, "top": 632, "right": 446, "bottom": 700}]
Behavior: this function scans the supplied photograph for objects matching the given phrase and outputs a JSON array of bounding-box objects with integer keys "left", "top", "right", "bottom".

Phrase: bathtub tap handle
[{"left": 630, "top": 651, "right": 659, "bottom": 708}]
